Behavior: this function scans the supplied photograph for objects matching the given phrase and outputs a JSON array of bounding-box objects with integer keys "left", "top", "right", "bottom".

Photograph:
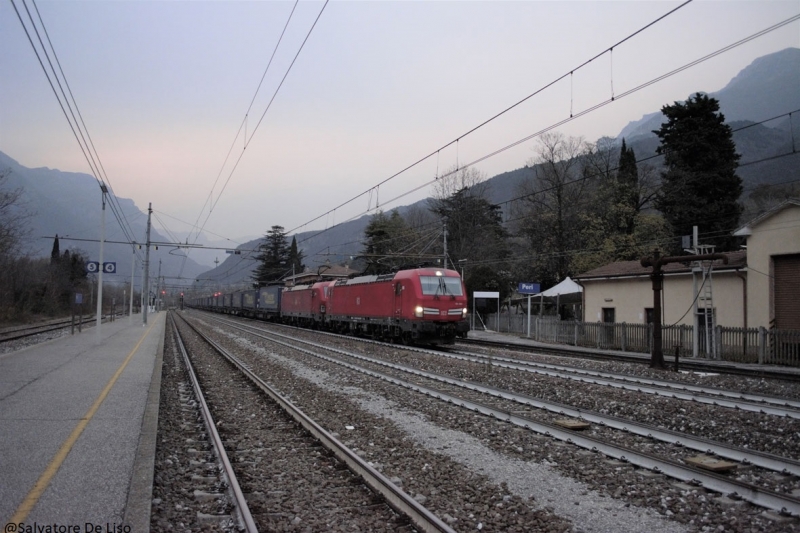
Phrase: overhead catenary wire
[
  {"left": 187, "top": 0, "right": 301, "bottom": 247},
  {"left": 178, "top": 0, "right": 329, "bottom": 283},
  {"left": 300, "top": 123, "right": 799, "bottom": 267},
  {"left": 11, "top": 0, "right": 144, "bottom": 261},
  {"left": 285, "top": 0, "right": 696, "bottom": 238},
  {"left": 290, "top": 13, "right": 800, "bottom": 248},
  {"left": 178, "top": 0, "right": 302, "bottom": 280},
  {"left": 190, "top": 0, "right": 330, "bottom": 246}
]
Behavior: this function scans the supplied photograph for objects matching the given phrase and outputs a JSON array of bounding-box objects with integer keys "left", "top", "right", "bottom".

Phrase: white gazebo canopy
[{"left": 535, "top": 276, "right": 583, "bottom": 300}]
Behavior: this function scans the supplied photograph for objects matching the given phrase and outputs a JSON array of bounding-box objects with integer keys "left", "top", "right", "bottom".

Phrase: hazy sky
[{"left": 2, "top": 0, "right": 799, "bottom": 250}]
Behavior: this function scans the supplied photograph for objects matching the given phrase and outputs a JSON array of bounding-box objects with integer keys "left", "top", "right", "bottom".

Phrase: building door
[
  {"left": 774, "top": 254, "right": 800, "bottom": 330},
  {"left": 601, "top": 307, "right": 615, "bottom": 347}
]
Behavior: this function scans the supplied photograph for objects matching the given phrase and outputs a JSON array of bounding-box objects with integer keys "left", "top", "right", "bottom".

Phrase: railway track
[
  {"left": 151, "top": 314, "right": 257, "bottom": 530},
  {"left": 438, "top": 347, "right": 800, "bottom": 419},
  {"left": 0, "top": 316, "right": 96, "bottom": 343},
  {"left": 164, "top": 311, "right": 456, "bottom": 532},
  {"left": 456, "top": 337, "right": 800, "bottom": 383},
  {"left": 204, "top": 315, "right": 800, "bottom": 517},
  {"left": 181, "top": 310, "right": 797, "bottom": 531}
]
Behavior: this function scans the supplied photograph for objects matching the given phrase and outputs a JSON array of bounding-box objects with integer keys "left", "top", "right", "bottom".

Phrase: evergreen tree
[
  {"left": 252, "top": 225, "right": 290, "bottom": 286},
  {"left": 616, "top": 139, "right": 639, "bottom": 236},
  {"left": 430, "top": 187, "right": 511, "bottom": 300},
  {"left": 430, "top": 187, "right": 510, "bottom": 269},
  {"left": 287, "top": 236, "right": 305, "bottom": 279},
  {"left": 360, "top": 210, "right": 418, "bottom": 274},
  {"left": 654, "top": 93, "right": 743, "bottom": 252},
  {"left": 50, "top": 235, "right": 60, "bottom": 264}
]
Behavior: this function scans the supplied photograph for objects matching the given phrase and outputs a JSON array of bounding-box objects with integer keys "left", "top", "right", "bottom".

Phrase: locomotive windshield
[{"left": 419, "top": 276, "right": 464, "bottom": 296}]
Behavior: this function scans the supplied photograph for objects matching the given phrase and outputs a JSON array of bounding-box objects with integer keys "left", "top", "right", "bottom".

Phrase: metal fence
[{"left": 478, "top": 312, "right": 800, "bottom": 367}]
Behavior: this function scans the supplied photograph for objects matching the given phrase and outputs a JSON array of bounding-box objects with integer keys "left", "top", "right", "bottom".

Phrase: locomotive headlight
[
  {"left": 462, "top": 308, "right": 467, "bottom": 318},
  {"left": 414, "top": 306, "right": 424, "bottom": 317}
]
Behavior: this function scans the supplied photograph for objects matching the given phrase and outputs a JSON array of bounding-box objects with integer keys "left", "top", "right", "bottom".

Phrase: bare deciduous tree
[
  {"left": 513, "top": 132, "right": 589, "bottom": 285},
  {"left": 432, "top": 166, "right": 488, "bottom": 202},
  {"left": 0, "top": 169, "right": 29, "bottom": 258}
]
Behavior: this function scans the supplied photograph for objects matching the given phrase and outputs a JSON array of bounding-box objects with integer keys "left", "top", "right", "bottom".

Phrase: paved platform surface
[
  {"left": 468, "top": 328, "right": 800, "bottom": 378},
  {"left": 1, "top": 313, "right": 165, "bottom": 532}
]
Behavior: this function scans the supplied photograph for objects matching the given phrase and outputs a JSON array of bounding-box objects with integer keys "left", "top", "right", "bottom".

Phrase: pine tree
[
  {"left": 252, "top": 225, "right": 290, "bottom": 286},
  {"left": 360, "top": 210, "right": 417, "bottom": 274},
  {"left": 654, "top": 93, "right": 743, "bottom": 251}
]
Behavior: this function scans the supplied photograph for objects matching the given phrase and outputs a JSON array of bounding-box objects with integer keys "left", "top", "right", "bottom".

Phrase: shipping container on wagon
[
  {"left": 256, "top": 285, "right": 282, "bottom": 319},
  {"left": 231, "top": 291, "right": 244, "bottom": 309},
  {"left": 242, "top": 290, "right": 257, "bottom": 313}
]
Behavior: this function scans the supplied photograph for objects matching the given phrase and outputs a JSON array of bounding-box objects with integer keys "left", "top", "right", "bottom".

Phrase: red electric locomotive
[
  {"left": 280, "top": 280, "right": 334, "bottom": 328},
  {"left": 326, "top": 267, "right": 469, "bottom": 345}
]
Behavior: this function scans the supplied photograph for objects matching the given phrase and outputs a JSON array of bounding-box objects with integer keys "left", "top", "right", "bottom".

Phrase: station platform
[
  {"left": 467, "top": 328, "right": 800, "bottom": 378},
  {"left": 0, "top": 312, "right": 165, "bottom": 533}
]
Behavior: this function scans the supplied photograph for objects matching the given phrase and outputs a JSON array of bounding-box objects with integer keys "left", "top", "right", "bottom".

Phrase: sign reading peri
[{"left": 517, "top": 282, "right": 541, "bottom": 294}]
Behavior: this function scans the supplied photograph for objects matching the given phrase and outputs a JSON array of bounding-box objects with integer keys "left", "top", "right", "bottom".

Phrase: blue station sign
[{"left": 517, "top": 282, "right": 540, "bottom": 295}]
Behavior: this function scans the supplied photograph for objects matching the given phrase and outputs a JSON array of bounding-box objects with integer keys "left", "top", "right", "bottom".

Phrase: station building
[{"left": 575, "top": 199, "right": 800, "bottom": 331}]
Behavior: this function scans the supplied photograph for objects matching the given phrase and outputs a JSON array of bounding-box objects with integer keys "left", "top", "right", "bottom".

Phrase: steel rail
[
  {"left": 169, "top": 315, "right": 259, "bottom": 533},
  {"left": 458, "top": 338, "right": 800, "bottom": 383},
  {"left": 200, "top": 312, "right": 800, "bottom": 414},
  {"left": 219, "top": 318, "right": 800, "bottom": 476},
  {"left": 431, "top": 350, "right": 800, "bottom": 419},
  {"left": 176, "top": 313, "right": 456, "bottom": 533},
  {"left": 0, "top": 316, "right": 99, "bottom": 342},
  {"left": 450, "top": 348, "right": 800, "bottom": 410},
  {"left": 214, "top": 318, "right": 800, "bottom": 516}
]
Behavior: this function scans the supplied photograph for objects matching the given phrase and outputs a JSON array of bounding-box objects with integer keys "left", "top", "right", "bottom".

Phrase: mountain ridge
[{"left": 3, "top": 48, "right": 798, "bottom": 290}]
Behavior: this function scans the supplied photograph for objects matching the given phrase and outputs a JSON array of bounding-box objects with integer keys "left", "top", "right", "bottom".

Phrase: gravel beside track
[
  {"left": 0, "top": 324, "right": 75, "bottom": 354},
  {"left": 151, "top": 319, "right": 239, "bottom": 530},
  {"left": 456, "top": 343, "right": 800, "bottom": 399},
  {"left": 188, "top": 311, "right": 800, "bottom": 532},
  {"left": 186, "top": 312, "right": 701, "bottom": 533},
  {"left": 157, "top": 315, "right": 421, "bottom": 531}
]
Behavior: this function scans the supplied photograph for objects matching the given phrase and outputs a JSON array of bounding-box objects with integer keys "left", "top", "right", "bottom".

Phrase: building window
[
  {"left": 645, "top": 308, "right": 654, "bottom": 324},
  {"left": 602, "top": 307, "right": 615, "bottom": 323}
]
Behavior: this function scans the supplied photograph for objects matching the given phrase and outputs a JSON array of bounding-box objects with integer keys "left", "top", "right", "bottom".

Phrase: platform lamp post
[
  {"left": 95, "top": 183, "right": 108, "bottom": 339},
  {"left": 129, "top": 246, "right": 136, "bottom": 324},
  {"left": 457, "top": 259, "right": 467, "bottom": 279}
]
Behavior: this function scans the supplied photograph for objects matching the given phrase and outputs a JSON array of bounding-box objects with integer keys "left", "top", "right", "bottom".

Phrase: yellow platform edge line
[{"left": 8, "top": 319, "right": 159, "bottom": 524}]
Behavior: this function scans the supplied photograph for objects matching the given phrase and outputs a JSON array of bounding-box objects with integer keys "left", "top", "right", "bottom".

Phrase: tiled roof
[{"left": 575, "top": 250, "right": 747, "bottom": 280}]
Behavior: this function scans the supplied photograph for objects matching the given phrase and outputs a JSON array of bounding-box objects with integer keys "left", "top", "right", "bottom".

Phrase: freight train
[{"left": 188, "top": 267, "right": 470, "bottom": 345}]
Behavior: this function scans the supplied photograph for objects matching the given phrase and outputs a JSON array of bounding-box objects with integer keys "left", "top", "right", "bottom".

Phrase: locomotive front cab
[{"left": 396, "top": 268, "right": 469, "bottom": 344}]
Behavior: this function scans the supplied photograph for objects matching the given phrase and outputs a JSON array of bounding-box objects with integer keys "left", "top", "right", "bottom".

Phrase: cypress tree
[
  {"left": 654, "top": 93, "right": 743, "bottom": 251},
  {"left": 287, "top": 236, "right": 304, "bottom": 279},
  {"left": 616, "top": 139, "right": 639, "bottom": 235},
  {"left": 51, "top": 234, "right": 60, "bottom": 264}
]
